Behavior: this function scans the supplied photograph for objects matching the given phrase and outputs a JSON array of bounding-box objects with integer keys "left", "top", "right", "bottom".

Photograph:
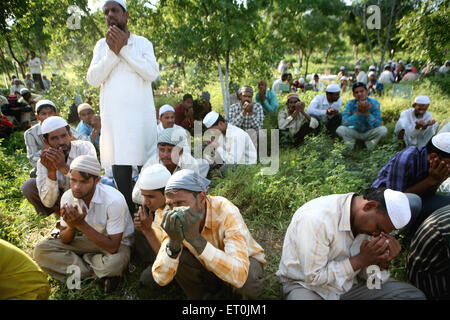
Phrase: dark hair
[
  {"left": 183, "top": 94, "right": 193, "bottom": 101},
  {"left": 70, "top": 169, "right": 99, "bottom": 181},
  {"left": 352, "top": 82, "right": 367, "bottom": 92},
  {"left": 43, "top": 125, "right": 71, "bottom": 140},
  {"left": 362, "top": 187, "right": 387, "bottom": 213},
  {"left": 211, "top": 114, "right": 226, "bottom": 127},
  {"left": 281, "top": 73, "right": 289, "bottom": 81},
  {"left": 426, "top": 137, "right": 450, "bottom": 159}
]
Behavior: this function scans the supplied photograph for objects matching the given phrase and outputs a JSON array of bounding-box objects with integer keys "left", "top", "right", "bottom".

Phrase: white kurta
[
  {"left": 394, "top": 108, "right": 438, "bottom": 148},
  {"left": 87, "top": 33, "right": 159, "bottom": 167}
]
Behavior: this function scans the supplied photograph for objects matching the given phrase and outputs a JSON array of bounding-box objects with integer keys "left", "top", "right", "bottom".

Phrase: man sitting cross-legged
[
  {"left": 277, "top": 187, "right": 426, "bottom": 300},
  {"left": 33, "top": 155, "right": 134, "bottom": 293},
  {"left": 149, "top": 169, "right": 266, "bottom": 299},
  {"left": 22, "top": 116, "right": 97, "bottom": 217}
]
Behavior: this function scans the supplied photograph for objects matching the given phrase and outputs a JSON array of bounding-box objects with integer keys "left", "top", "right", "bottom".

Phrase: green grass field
[{"left": 0, "top": 74, "right": 449, "bottom": 300}]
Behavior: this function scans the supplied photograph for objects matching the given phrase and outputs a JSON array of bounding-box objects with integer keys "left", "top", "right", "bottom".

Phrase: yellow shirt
[
  {"left": 0, "top": 239, "right": 50, "bottom": 300},
  {"left": 152, "top": 196, "right": 266, "bottom": 288}
]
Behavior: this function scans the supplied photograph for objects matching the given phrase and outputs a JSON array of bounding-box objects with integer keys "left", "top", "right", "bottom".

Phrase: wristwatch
[{"left": 166, "top": 244, "right": 181, "bottom": 259}]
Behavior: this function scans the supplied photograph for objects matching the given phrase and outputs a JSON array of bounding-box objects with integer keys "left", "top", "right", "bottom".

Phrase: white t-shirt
[
  {"left": 28, "top": 57, "right": 41, "bottom": 74},
  {"left": 59, "top": 183, "right": 134, "bottom": 247}
]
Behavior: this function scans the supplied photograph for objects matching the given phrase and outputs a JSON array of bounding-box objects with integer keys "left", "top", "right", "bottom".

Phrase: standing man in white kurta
[{"left": 87, "top": 0, "right": 159, "bottom": 215}]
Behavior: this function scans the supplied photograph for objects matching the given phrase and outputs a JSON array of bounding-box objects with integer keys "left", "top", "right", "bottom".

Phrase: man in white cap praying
[
  {"left": 340, "top": 76, "right": 349, "bottom": 92},
  {"left": 277, "top": 187, "right": 426, "bottom": 300},
  {"left": 76, "top": 103, "right": 101, "bottom": 148},
  {"left": 18, "top": 88, "right": 41, "bottom": 114},
  {"left": 150, "top": 169, "right": 266, "bottom": 299},
  {"left": 401, "top": 65, "right": 418, "bottom": 82},
  {"left": 278, "top": 93, "right": 319, "bottom": 146},
  {"left": 157, "top": 104, "right": 184, "bottom": 136},
  {"left": 10, "top": 78, "right": 25, "bottom": 96},
  {"left": 132, "top": 127, "right": 207, "bottom": 206},
  {"left": 202, "top": 111, "right": 257, "bottom": 172},
  {"left": 306, "top": 83, "right": 343, "bottom": 137},
  {"left": 394, "top": 95, "right": 438, "bottom": 148},
  {"left": 373, "top": 132, "right": 450, "bottom": 231},
  {"left": 24, "top": 100, "right": 87, "bottom": 173},
  {"left": 337, "top": 66, "right": 347, "bottom": 80},
  {"left": 22, "top": 116, "right": 96, "bottom": 216},
  {"left": 439, "top": 60, "right": 450, "bottom": 75},
  {"left": 87, "top": 0, "right": 159, "bottom": 215},
  {"left": 132, "top": 164, "right": 177, "bottom": 298},
  {"left": 33, "top": 155, "right": 134, "bottom": 293}
]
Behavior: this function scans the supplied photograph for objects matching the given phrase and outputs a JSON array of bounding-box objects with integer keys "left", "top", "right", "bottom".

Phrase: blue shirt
[
  {"left": 342, "top": 97, "right": 382, "bottom": 133},
  {"left": 76, "top": 120, "right": 99, "bottom": 147},
  {"left": 255, "top": 90, "right": 280, "bottom": 115},
  {"left": 372, "top": 146, "right": 431, "bottom": 197}
]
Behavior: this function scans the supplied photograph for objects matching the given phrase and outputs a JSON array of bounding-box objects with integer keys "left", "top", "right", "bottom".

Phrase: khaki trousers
[{"left": 33, "top": 236, "right": 130, "bottom": 282}]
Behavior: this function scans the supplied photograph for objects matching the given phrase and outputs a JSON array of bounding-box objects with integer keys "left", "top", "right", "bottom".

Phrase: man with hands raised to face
[
  {"left": 278, "top": 93, "right": 319, "bottom": 146},
  {"left": 373, "top": 132, "right": 450, "bottom": 232},
  {"left": 277, "top": 187, "right": 426, "bottom": 300},
  {"left": 33, "top": 155, "right": 134, "bottom": 293},
  {"left": 150, "top": 169, "right": 266, "bottom": 300},
  {"left": 22, "top": 116, "right": 96, "bottom": 217},
  {"left": 87, "top": 0, "right": 159, "bottom": 216},
  {"left": 337, "top": 82, "right": 387, "bottom": 150}
]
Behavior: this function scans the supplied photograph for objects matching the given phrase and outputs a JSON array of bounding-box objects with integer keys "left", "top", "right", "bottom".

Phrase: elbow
[{"left": 107, "top": 246, "right": 120, "bottom": 254}]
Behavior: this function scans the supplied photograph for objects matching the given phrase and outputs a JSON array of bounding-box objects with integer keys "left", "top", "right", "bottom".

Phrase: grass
[{"left": 0, "top": 74, "right": 449, "bottom": 300}]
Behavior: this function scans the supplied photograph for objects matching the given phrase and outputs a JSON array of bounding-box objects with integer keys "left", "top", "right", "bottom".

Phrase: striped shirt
[
  {"left": 342, "top": 97, "right": 382, "bottom": 133},
  {"left": 372, "top": 146, "right": 431, "bottom": 196},
  {"left": 276, "top": 193, "right": 389, "bottom": 300},
  {"left": 407, "top": 205, "right": 450, "bottom": 299},
  {"left": 228, "top": 102, "right": 264, "bottom": 131},
  {"left": 152, "top": 196, "right": 266, "bottom": 288}
]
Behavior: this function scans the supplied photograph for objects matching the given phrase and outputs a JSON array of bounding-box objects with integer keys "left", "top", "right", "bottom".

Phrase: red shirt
[
  {"left": 0, "top": 114, "right": 14, "bottom": 128},
  {"left": 174, "top": 103, "right": 194, "bottom": 131}
]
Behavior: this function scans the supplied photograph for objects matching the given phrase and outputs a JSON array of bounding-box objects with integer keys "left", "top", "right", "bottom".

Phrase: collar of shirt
[{"left": 339, "top": 193, "right": 355, "bottom": 239}]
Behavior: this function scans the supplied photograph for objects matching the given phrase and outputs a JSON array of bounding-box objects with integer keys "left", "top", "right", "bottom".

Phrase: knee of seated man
[{"left": 21, "top": 179, "right": 35, "bottom": 197}]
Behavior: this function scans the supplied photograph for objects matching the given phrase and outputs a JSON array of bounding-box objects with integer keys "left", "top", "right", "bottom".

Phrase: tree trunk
[
  {"left": 0, "top": 48, "right": 11, "bottom": 81},
  {"left": 298, "top": 50, "right": 303, "bottom": 72},
  {"left": 224, "top": 49, "right": 230, "bottom": 111},
  {"left": 304, "top": 53, "right": 310, "bottom": 79},
  {"left": 216, "top": 54, "right": 228, "bottom": 119},
  {"left": 379, "top": 0, "right": 397, "bottom": 73},
  {"left": 361, "top": 4, "right": 376, "bottom": 64},
  {"left": 325, "top": 44, "right": 333, "bottom": 64}
]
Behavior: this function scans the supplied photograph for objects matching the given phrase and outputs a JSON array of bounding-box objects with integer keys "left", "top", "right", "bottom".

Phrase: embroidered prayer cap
[
  {"left": 203, "top": 111, "right": 220, "bottom": 129},
  {"left": 384, "top": 64, "right": 390, "bottom": 69},
  {"left": 77, "top": 103, "right": 93, "bottom": 114},
  {"left": 414, "top": 95, "right": 430, "bottom": 105},
  {"left": 165, "top": 169, "right": 211, "bottom": 193},
  {"left": 431, "top": 132, "right": 450, "bottom": 154},
  {"left": 20, "top": 88, "right": 30, "bottom": 95},
  {"left": 368, "top": 71, "right": 376, "bottom": 77},
  {"left": 340, "top": 66, "right": 345, "bottom": 70},
  {"left": 104, "top": 0, "right": 126, "bottom": 11},
  {"left": 326, "top": 84, "right": 341, "bottom": 93},
  {"left": 355, "top": 65, "right": 361, "bottom": 69},
  {"left": 159, "top": 104, "right": 175, "bottom": 117},
  {"left": 369, "top": 66, "right": 376, "bottom": 71},
  {"left": 238, "top": 85, "right": 253, "bottom": 96},
  {"left": 406, "top": 66, "right": 412, "bottom": 71},
  {"left": 70, "top": 155, "right": 101, "bottom": 177},
  {"left": 41, "top": 116, "right": 68, "bottom": 135},
  {"left": 139, "top": 164, "right": 171, "bottom": 191},
  {"left": 158, "top": 127, "right": 187, "bottom": 147},
  {"left": 36, "top": 99, "right": 57, "bottom": 113},
  {"left": 286, "top": 94, "right": 300, "bottom": 102},
  {"left": 384, "top": 189, "right": 411, "bottom": 229},
  {"left": 298, "top": 77, "right": 305, "bottom": 84}
]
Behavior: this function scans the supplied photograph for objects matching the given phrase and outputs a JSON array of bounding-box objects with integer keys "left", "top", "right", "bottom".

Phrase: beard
[{"left": 108, "top": 20, "right": 126, "bottom": 31}]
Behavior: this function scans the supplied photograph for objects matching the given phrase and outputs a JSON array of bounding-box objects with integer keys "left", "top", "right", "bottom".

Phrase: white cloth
[
  {"left": 132, "top": 152, "right": 201, "bottom": 205},
  {"left": 278, "top": 109, "right": 318, "bottom": 135},
  {"left": 214, "top": 124, "right": 257, "bottom": 165},
  {"left": 272, "top": 79, "right": 283, "bottom": 94},
  {"left": 86, "top": 33, "right": 159, "bottom": 167},
  {"left": 306, "top": 94, "right": 342, "bottom": 123},
  {"left": 309, "top": 80, "right": 324, "bottom": 92},
  {"left": 156, "top": 122, "right": 185, "bottom": 136},
  {"left": 378, "top": 71, "right": 394, "bottom": 84},
  {"left": 28, "top": 57, "right": 41, "bottom": 74},
  {"left": 59, "top": 183, "right": 134, "bottom": 246},
  {"left": 36, "top": 140, "right": 97, "bottom": 208},
  {"left": 356, "top": 71, "right": 368, "bottom": 84},
  {"left": 439, "top": 65, "right": 449, "bottom": 74},
  {"left": 394, "top": 108, "right": 438, "bottom": 148},
  {"left": 276, "top": 193, "right": 390, "bottom": 300},
  {"left": 10, "top": 84, "right": 25, "bottom": 95}
]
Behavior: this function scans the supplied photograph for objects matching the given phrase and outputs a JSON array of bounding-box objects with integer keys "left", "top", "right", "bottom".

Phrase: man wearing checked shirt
[
  {"left": 150, "top": 169, "right": 266, "bottom": 299},
  {"left": 336, "top": 82, "right": 387, "bottom": 150}
]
